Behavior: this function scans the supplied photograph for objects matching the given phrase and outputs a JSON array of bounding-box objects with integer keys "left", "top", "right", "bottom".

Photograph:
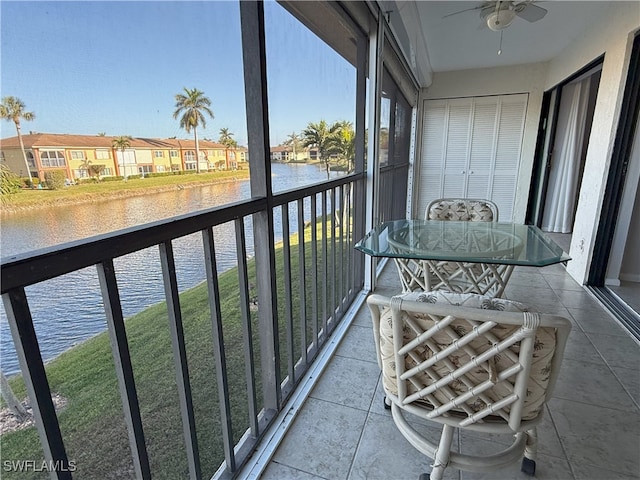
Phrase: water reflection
[{"left": 1, "top": 163, "right": 337, "bottom": 374}]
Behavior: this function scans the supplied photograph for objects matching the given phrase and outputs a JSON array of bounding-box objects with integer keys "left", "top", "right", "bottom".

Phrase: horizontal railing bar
[
  {"left": 270, "top": 172, "right": 363, "bottom": 207},
  {"left": 1, "top": 197, "right": 267, "bottom": 293}
]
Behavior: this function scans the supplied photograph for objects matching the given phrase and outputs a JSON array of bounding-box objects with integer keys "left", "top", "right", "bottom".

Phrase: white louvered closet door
[{"left": 417, "top": 94, "right": 528, "bottom": 221}]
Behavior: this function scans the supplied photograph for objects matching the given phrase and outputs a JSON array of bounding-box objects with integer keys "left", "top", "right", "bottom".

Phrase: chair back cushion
[
  {"left": 427, "top": 199, "right": 496, "bottom": 222},
  {"left": 379, "top": 291, "right": 557, "bottom": 421}
]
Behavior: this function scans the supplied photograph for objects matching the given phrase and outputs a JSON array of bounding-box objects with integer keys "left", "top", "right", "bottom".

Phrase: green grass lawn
[
  {"left": 0, "top": 216, "right": 353, "bottom": 479},
  {"left": 2, "top": 170, "right": 249, "bottom": 210}
]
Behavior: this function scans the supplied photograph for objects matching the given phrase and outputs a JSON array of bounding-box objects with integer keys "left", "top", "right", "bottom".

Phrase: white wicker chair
[
  {"left": 367, "top": 291, "right": 572, "bottom": 480},
  {"left": 393, "top": 198, "right": 509, "bottom": 296}
]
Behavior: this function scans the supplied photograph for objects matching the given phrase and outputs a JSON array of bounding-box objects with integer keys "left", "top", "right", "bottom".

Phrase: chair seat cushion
[{"left": 379, "top": 291, "right": 557, "bottom": 421}]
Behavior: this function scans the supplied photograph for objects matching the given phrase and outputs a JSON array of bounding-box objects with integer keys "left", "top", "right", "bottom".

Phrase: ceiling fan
[{"left": 444, "top": 1, "right": 548, "bottom": 31}]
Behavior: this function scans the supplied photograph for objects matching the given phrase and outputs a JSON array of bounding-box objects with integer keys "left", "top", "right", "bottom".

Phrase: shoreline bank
[{"left": 1, "top": 173, "right": 249, "bottom": 215}]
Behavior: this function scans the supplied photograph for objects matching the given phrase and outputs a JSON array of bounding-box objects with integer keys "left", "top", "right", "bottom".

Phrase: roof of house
[
  {"left": 0, "top": 133, "right": 230, "bottom": 150},
  {"left": 270, "top": 146, "right": 292, "bottom": 153}
]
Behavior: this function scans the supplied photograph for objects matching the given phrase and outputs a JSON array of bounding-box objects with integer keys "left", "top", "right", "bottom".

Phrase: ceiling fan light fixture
[{"left": 486, "top": 9, "right": 516, "bottom": 31}]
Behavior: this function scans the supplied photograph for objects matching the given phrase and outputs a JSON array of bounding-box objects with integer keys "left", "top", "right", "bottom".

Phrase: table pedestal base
[{"left": 394, "top": 258, "right": 515, "bottom": 298}]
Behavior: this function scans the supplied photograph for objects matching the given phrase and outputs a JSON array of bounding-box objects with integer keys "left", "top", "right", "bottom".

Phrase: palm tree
[
  {"left": 328, "top": 121, "right": 355, "bottom": 172},
  {"left": 301, "top": 120, "right": 340, "bottom": 179},
  {"left": 79, "top": 157, "right": 93, "bottom": 179},
  {"left": 218, "top": 127, "right": 237, "bottom": 170},
  {"left": 112, "top": 136, "right": 132, "bottom": 180},
  {"left": 285, "top": 132, "right": 301, "bottom": 162},
  {"left": 0, "top": 96, "right": 35, "bottom": 184},
  {"left": 173, "top": 88, "right": 214, "bottom": 173},
  {"left": 0, "top": 164, "right": 22, "bottom": 202}
]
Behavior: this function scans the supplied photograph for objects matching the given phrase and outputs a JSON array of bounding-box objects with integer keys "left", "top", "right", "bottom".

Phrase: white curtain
[{"left": 542, "top": 78, "right": 591, "bottom": 233}]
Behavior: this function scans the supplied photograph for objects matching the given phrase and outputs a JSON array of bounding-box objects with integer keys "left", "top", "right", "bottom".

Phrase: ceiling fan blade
[{"left": 515, "top": 3, "right": 547, "bottom": 22}]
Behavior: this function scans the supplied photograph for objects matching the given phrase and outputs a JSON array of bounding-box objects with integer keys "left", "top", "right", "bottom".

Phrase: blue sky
[{"left": 1, "top": 1, "right": 356, "bottom": 146}]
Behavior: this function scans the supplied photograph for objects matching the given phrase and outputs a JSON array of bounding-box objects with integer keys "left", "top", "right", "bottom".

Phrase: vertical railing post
[
  {"left": 159, "top": 241, "right": 202, "bottom": 480},
  {"left": 234, "top": 218, "right": 259, "bottom": 436},
  {"left": 3, "top": 289, "right": 71, "bottom": 480},
  {"left": 281, "top": 204, "right": 296, "bottom": 384},
  {"left": 96, "top": 260, "right": 151, "bottom": 480},
  {"left": 311, "top": 194, "right": 320, "bottom": 348},
  {"left": 202, "top": 228, "right": 235, "bottom": 472},
  {"left": 321, "top": 191, "right": 329, "bottom": 334},
  {"left": 296, "top": 199, "right": 308, "bottom": 365}
]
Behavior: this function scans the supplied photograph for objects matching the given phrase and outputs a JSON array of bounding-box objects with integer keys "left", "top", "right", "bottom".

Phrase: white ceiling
[{"left": 388, "top": 1, "right": 619, "bottom": 79}]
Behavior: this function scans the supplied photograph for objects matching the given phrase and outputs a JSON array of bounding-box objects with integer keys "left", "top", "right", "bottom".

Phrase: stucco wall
[
  {"left": 1, "top": 149, "right": 30, "bottom": 177},
  {"left": 421, "top": 62, "right": 548, "bottom": 223},
  {"left": 135, "top": 150, "right": 153, "bottom": 164},
  {"left": 544, "top": 2, "right": 640, "bottom": 283}
]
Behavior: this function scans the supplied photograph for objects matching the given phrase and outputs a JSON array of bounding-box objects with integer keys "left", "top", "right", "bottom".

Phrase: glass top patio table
[{"left": 355, "top": 219, "right": 571, "bottom": 267}]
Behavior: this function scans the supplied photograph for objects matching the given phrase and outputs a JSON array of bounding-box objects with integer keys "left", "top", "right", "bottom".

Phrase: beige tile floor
[{"left": 260, "top": 262, "right": 640, "bottom": 480}]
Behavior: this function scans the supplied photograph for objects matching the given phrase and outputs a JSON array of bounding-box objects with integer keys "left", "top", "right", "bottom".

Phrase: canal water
[{"left": 0, "top": 163, "right": 335, "bottom": 375}]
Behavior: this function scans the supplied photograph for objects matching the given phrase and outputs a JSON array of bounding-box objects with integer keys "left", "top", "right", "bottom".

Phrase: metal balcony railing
[{"left": 1, "top": 173, "right": 366, "bottom": 479}]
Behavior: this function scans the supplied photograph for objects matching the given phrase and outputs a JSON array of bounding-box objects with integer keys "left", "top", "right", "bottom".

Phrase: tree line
[
  {"left": 1, "top": 90, "right": 356, "bottom": 188},
  {"left": 281, "top": 120, "right": 355, "bottom": 179}
]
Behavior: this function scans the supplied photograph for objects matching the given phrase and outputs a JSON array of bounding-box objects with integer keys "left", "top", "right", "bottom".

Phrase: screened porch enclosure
[
  {"left": 3, "top": 1, "right": 639, "bottom": 479},
  {"left": 0, "top": 1, "right": 410, "bottom": 478}
]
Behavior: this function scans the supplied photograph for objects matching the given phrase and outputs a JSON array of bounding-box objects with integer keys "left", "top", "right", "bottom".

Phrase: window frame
[{"left": 40, "top": 150, "right": 66, "bottom": 167}]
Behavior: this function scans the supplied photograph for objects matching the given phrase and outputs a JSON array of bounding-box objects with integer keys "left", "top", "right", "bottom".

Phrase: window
[
  {"left": 154, "top": 150, "right": 164, "bottom": 158},
  {"left": 138, "top": 165, "right": 153, "bottom": 175},
  {"left": 26, "top": 151, "right": 35, "bottom": 167},
  {"left": 96, "top": 150, "right": 109, "bottom": 159},
  {"left": 184, "top": 151, "right": 196, "bottom": 171},
  {"left": 71, "top": 150, "right": 85, "bottom": 160},
  {"left": 74, "top": 169, "right": 89, "bottom": 178},
  {"left": 375, "top": 65, "right": 414, "bottom": 223},
  {"left": 40, "top": 150, "right": 66, "bottom": 167},
  {"left": 156, "top": 165, "right": 165, "bottom": 173},
  {"left": 265, "top": 1, "right": 357, "bottom": 190},
  {"left": 170, "top": 150, "right": 178, "bottom": 158}
]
